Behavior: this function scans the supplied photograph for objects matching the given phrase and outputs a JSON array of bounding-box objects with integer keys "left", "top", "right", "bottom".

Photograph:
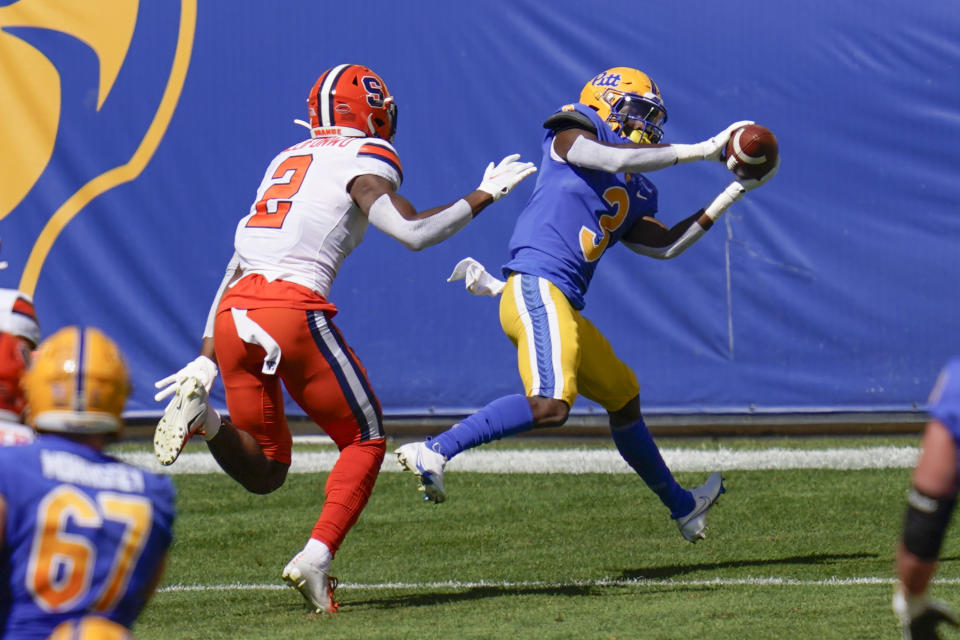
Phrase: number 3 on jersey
[
  {"left": 579, "top": 186, "right": 629, "bottom": 262},
  {"left": 246, "top": 154, "right": 313, "bottom": 228}
]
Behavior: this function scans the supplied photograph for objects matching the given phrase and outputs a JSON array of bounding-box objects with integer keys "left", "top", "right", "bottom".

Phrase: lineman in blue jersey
[
  {"left": 0, "top": 327, "right": 175, "bottom": 639},
  {"left": 398, "top": 67, "right": 778, "bottom": 542},
  {"left": 893, "top": 359, "right": 960, "bottom": 638}
]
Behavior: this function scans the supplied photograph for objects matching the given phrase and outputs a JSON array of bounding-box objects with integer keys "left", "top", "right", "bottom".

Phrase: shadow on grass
[
  {"left": 621, "top": 552, "right": 878, "bottom": 579},
  {"left": 347, "top": 583, "right": 719, "bottom": 611}
]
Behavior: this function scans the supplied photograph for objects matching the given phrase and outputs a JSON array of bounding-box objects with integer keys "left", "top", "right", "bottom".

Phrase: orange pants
[
  {"left": 215, "top": 306, "right": 384, "bottom": 460},
  {"left": 214, "top": 304, "right": 385, "bottom": 552}
]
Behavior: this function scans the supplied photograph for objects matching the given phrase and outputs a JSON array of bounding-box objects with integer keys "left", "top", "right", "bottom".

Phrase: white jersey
[{"left": 234, "top": 134, "right": 402, "bottom": 298}]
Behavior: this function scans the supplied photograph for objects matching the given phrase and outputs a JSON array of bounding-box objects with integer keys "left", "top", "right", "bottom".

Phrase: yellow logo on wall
[{"left": 0, "top": 0, "right": 196, "bottom": 296}]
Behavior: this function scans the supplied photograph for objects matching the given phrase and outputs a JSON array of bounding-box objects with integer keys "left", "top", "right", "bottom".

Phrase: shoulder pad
[
  {"left": 356, "top": 139, "right": 403, "bottom": 185},
  {"left": 543, "top": 106, "right": 597, "bottom": 134}
]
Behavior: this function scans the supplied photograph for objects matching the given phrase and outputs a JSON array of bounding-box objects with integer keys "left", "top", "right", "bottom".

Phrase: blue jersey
[
  {"left": 0, "top": 435, "right": 175, "bottom": 639},
  {"left": 928, "top": 358, "right": 960, "bottom": 445},
  {"left": 502, "top": 103, "right": 659, "bottom": 310}
]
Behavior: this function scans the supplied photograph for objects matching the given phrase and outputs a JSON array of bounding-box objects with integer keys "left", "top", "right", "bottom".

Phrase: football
[{"left": 725, "top": 124, "right": 778, "bottom": 180}]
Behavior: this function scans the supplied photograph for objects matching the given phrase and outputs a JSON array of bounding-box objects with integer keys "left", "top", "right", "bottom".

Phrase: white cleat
[
  {"left": 395, "top": 441, "right": 447, "bottom": 503},
  {"left": 153, "top": 377, "right": 208, "bottom": 466},
  {"left": 675, "top": 472, "right": 725, "bottom": 543},
  {"left": 282, "top": 553, "right": 338, "bottom": 614}
]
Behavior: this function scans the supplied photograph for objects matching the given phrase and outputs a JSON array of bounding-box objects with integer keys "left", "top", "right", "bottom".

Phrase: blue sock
[
  {"left": 428, "top": 395, "right": 534, "bottom": 459},
  {"left": 611, "top": 418, "right": 693, "bottom": 519}
]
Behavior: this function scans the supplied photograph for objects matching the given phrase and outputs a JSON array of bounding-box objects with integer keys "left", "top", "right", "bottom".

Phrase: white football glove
[
  {"left": 893, "top": 585, "right": 959, "bottom": 639},
  {"left": 674, "top": 120, "right": 754, "bottom": 163},
  {"left": 153, "top": 355, "right": 218, "bottom": 402},
  {"left": 447, "top": 257, "right": 506, "bottom": 297},
  {"left": 477, "top": 154, "right": 537, "bottom": 201},
  {"left": 736, "top": 156, "right": 780, "bottom": 193},
  {"left": 702, "top": 158, "right": 779, "bottom": 224}
]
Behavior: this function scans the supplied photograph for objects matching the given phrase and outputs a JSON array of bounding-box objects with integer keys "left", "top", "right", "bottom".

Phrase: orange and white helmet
[
  {"left": 0, "top": 331, "right": 30, "bottom": 421},
  {"left": 580, "top": 67, "right": 668, "bottom": 144},
  {"left": 0, "top": 289, "right": 40, "bottom": 348},
  {"left": 21, "top": 326, "right": 130, "bottom": 434},
  {"left": 307, "top": 64, "right": 397, "bottom": 142}
]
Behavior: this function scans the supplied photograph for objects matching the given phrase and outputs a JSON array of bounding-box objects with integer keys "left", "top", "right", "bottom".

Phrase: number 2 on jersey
[
  {"left": 579, "top": 186, "right": 629, "bottom": 262},
  {"left": 246, "top": 154, "right": 313, "bottom": 228}
]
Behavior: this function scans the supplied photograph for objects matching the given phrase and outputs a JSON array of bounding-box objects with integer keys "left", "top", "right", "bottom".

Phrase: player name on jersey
[{"left": 40, "top": 449, "right": 146, "bottom": 492}]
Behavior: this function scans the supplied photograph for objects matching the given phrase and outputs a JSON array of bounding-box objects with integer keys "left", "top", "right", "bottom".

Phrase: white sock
[{"left": 302, "top": 538, "right": 333, "bottom": 568}]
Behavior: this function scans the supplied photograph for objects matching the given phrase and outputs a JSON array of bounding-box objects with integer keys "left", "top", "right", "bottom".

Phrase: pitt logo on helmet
[
  {"left": 590, "top": 71, "right": 623, "bottom": 88},
  {"left": 22, "top": 326, "right": 131, "bottom": 434},
  {"left": 580, "top": 67, "right": 668, "bottom": 144}
]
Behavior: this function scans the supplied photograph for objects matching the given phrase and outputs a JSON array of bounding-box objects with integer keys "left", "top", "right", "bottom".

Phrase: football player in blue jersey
[
  {"left": 0, "top": 327, "right": 175, "bottom": 639},
  {"left": 397, "top": 67, "right": 778, "bottom": 542},
  {"left": 893, "top": 359, "right": 960, "bottom": 639}
]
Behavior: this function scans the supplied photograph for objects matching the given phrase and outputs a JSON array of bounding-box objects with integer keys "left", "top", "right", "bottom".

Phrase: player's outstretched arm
[
  {"left": 621, "top": 157, "right": 779, "bottom": 260},
  {"left": 621, "top": 213, "right": 709, "bottom": 260},
  {"left": 698, "top": 156, "right": 781, "bottom": 223},
  {"left": 350, "top": 155, "right": 536, "bottom": 251},
  {"left": 558, "top": 121, "right": 753, "bottom": 174}
]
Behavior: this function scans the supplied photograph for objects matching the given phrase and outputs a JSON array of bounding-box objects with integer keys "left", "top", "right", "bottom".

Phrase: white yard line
[
  {"left": 117, "top": 446, "right": 920, "bottom": 475},
  {"left": 158, "top": 575, "right": 960, "bottom": 594}
]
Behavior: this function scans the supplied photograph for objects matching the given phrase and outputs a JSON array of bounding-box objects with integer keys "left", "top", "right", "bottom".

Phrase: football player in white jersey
[{"left": 152, "top": 63, "right": 535, "bottom": 613}]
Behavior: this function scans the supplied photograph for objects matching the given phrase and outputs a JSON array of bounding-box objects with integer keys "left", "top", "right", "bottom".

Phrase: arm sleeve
[
  {"left": 367, "top": 194, "right": 473, "bottom": 251},
  {"left": 565, "top": 135, "right": 681, "bottom": 173},
  {"left": 621, "top": 181, "right": 747, "bottom": 260},
  {"left": 202, "top": 252, "right": 240, "bottom": 339},
  {"left": 621, "top": 222, "right": 708, "bottom": 260}
]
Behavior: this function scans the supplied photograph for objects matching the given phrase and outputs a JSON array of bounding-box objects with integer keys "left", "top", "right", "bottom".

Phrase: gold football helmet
[
  {"left": 47, "top": 615, "right": 134, "bottom": 640},
  {"left": 22, "top": 326, "right": 130, "bottom": 433},
  {"left": 580, "top": 67, "right": 668, "bottom": 143}
]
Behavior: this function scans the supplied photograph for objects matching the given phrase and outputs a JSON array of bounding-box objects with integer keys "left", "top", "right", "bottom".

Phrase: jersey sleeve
[
  {"left": 928, "top": 358, "right": 960, "bottom": 434},
  {"left": 351, "top": 139, "right": 403, "bottom": 189}
]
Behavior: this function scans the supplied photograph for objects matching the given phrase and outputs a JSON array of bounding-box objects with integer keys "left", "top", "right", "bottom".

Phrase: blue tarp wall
[{"left": 1, "top": 1, "right": 958, "bottom": 419}]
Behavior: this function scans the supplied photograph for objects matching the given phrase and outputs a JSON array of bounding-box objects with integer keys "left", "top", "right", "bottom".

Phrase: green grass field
[{"left": 124, "top": 435, "right": 960, "bottom": 640}]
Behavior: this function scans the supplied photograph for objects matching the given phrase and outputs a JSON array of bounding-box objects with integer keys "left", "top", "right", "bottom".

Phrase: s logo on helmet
[
  {"left": 0, "top": 1, "right": 196, "bottom": 297},
  {"left": 362, "top": 76, "right": 386, "bottom": 108}
]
